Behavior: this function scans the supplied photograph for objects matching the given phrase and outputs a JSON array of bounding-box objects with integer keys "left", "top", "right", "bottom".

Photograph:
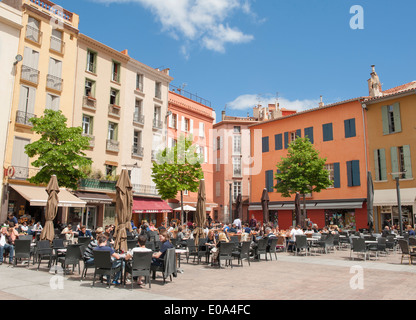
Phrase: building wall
[{"left": 0, "top": 2, "right": 22, "bottom": 222}]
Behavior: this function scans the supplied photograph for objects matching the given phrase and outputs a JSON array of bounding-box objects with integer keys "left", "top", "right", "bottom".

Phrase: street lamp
[{"left": 390, "top": 171, "right": 406, "bottom": 236}]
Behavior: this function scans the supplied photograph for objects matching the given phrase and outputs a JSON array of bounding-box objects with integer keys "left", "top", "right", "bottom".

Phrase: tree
[
  {"left": 275, "top": 137, "right": 332, "bottom": 227},
  {"left": 25, "top": 109, "right": 92, "bottom": 190},
  {"left": 151, "top": 134, "right": 204, "bottom": 223}
]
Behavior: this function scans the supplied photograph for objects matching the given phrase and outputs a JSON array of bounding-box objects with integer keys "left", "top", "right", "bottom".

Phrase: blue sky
[{"left": 56, "top": 0, "right": 416, "bottom": 119}]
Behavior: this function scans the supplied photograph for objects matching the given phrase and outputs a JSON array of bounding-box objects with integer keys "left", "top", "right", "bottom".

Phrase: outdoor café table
[{"left": 175, "top": 249, "right": 187, "bottom": 273}]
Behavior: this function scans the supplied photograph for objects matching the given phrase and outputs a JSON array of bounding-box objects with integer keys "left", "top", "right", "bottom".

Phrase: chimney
[
  {"left": 221, "top": 110, "right": 226, "bottom": 121},
  {"left": 368, "top": 65, "right": 383, "bottom": 97},
  {"left": 120, "top": 49, "right": 129, "bottom": 56},
  {"left": 319, "top": 95, "right": 325, "bottom": 108}
]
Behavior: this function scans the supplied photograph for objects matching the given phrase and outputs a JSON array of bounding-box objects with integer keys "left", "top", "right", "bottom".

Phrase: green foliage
[
  {"left": 24, "top": 109, "right": 92, "bottom": 190},
  {"left": 275, "top": 137, "right": 332, "bottom": 197},
  {"left": 151, "top": 134, "right": 204, "bottom": 201}
]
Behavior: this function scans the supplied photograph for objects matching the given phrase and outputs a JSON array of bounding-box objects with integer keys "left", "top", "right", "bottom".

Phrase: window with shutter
[
  {"left": 347, "top": 160, "right": 360, "bottom": 187},
  {"left": 323, "top": 123, "right": 333, "bottom": 142},
  {"left": 304, "top": 127, "right": 314, "bottom": 144},
  {"left": 262, "top": 137, "right": 269, "bottom": 153},
  {"left": 265, "top": 170, "right": 274, "bottom": 192},
  {"left": 275, "top": 133, "right": 283, "bottom": 150},
  {"left": 344, "top": 118, "right": 356, "bottom": 138}
]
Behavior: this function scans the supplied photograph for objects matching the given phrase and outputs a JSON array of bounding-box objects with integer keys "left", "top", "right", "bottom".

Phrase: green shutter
[
  {"left": 275, "top": 134, "right": 283, "bottom": 150},
  {"left": 90, "top": 116, "right": 94, "bottom": 135},
  {"left": 379, "top": 149, "right": 387, "bottom": 181},
  {"left": 403, "top": 145, "right": 413, "bottom": 179},
  {"left": 352, "top": 160, "right": 361, "bottom": 186},
  {"left": 381, "top": 105, "right": 389, "bottom": 135},
  {"left": 333, "top": 163, "right": 340, "bottom": 188},
  {"left": 347, "top": 161, "right": 353, "bottom": 187},
  {"left": 374, "top": 150, "right": 380, "bottom": 181},
  {"left": 391, "top": 147, "right": 399, "bottom": 176},
  {"left": 393, "top": 102, "right": 402, "bottom": 133},
  {"left": 284, "top": 132, "right": 289, "bottom": 149}
]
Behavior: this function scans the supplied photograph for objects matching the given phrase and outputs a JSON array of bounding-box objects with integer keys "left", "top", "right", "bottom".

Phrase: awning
[
  {"left": 10, "top": 185, "right": 86, "bottom": 208},
  {"left": 249, "top": 200, "right": 365, "bottom": 211},
  {"left": 133, "top": 197, "right": 173, "bottom": 214},
  {"left": 374, "top": 188, "right": 416, "bottom": 206},
  {"left": 74, "top": 192, "right": 113, "bottom": 204}
]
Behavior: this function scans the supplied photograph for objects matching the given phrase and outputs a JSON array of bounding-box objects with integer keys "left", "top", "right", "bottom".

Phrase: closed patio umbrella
[
  {"left": 235, "top": 194, "right": 243, "bottom": 221},
  {"left": 113, "top": 169, "right": 133, "bottom": 253},
  {"left": 261, "top": 188, "right": 269, "bottom": 226},
  {"left": 40, "top": 175, "right": 59, "bottom": 243},
  {"left": 367, "top": 171, "right": 374, "bottom": 232},
  {"left": 194, "top": 179, "right": 206, "bottom": 246}
]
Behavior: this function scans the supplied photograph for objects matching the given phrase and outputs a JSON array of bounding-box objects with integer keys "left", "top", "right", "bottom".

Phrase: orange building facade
[
  {"left": 249, "top": 98, "right": 370, "bottom": 231},
  {"left": 167, "top": 89, "right": 216, "bottom": 223}
]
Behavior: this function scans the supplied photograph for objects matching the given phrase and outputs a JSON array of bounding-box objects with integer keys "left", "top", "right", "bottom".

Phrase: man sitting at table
[
  {"left": 125, "top": 235, "right": 152, "bottom": 286},
  {"left": 94, "top": 234, "right": 123, "bottom": 285},
  {"left": 78, "top": 225, "right": 93, "bottom": 239},
  {"left": 151, "top": 230, "right": 173, "bottom": 267}
]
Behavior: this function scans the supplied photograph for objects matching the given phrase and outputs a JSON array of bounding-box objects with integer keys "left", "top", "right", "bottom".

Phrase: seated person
[
  {"left": 83, "top": 227, "right": 104, "bottom": 266},
  {"left": 151, "top": 230, "right": 173, "bottom": 267},
  {"left": 176, "top": 226, "right": 188, "bottom": 247},
  {"left": 94, "top": 234, "right": 123, "bottom": 285},
  {"left": 125, "top": 235, "right": 153, "bottom": 286},
  {"left": 0, "top": 227, "right": 14, "bottom": 265},
  {"left": 228, "top": 224, "right": 238, "bottom": 234},
  {"left": 61, "top": 224, "right": 75, "bottom": 244},
  {"left": 78, "top": 225, "right": 93, "bottom": 239}
]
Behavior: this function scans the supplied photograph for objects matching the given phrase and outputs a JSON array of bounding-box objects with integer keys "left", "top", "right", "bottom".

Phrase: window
[
  {"left": 216, "top": 157, "right": 221, "bottom": 172},
  {"left": 181, "top": 117, "right": 189, "bottom": 132},
  {"left": 265, "top": 170, "right": 274, "bottom": 192},
  {"left": 133, "top": 131, "right": 142, "bottom": 156},
  {"left": 136, "top": 73, "right": 144, "bottom": 91},
  {"left": 50, "top": 29, "right": 63, "bottom": 53},
  {"left": 262, "top": 136, "right": 269, "bottom": 153},
  {"left": 233, "top": 135, "right": 241, "bottom": 154},
  {"left": 217, "top": 137, "right": 221, "bottom": 150},
  {"left": 199, "top": 122, "right": 205, "bottom": 137},
  {"left": 134, "top": 99, "right": 143, "bottom": 122},
  {"left": 323, "top": 123, "right": 334, "bottom": 142},
  {"left": 46, "top": 93, "right": 60, "bottom": 111},
  {"left": 183, "top": 190, "right": 189, "bottom": 196},
  {"left": 344, "top": 118, "right": 356, "bottom": 138},
  {"left": 108, "top": 122, "right": 118, "bottom": 140},
  {"left": 233, "top": 181, "right": 242, "bottom": 201},
  {"left": 82, "top": 115, "right": 93, "bottom": 135},
  {"left": 374, "top": 149, "right": 387, "bottom": 181},
  {"left": 155, "top": 82, "right": 162, "bottom": 99},
  {"left": 284, "top": 130, "right": 300, "bottom": 148},
  {"left": 18, "top": 85, "right": 36, "bottom": 115},
  {"left": 233, "top": 157, "right": 242, "bottom": 177},
  {"left": 109, "top": 89, "right": 119, "bottom": 106},
  {"left": 304, "top": 127, "right": 314, "bottom": 144},
  {"left": 275, "top": 133, "right": 283, "bottom": 150},
  {"left": 169, "top": 113, "right": 177, "bottom": 129},
  {"left": 325, "top": 163, "right": 340, "bottom": 189},
  {"left": 85, "top": 79, "right": 95, "bottom": 98},
  {"left": 112, "top": 61, "right": 121, "bottom": 82},
  {"left": 382, "top": 103, "right": 402, "bottom": 135},
  {"left": 105, "top": 165, "right": 116, "bottom": 178},
  {"left": 391, "top": 145, "right": 412, "bottom": 179},
  {"left": 234, "top": 126, "right": 241, "bottom": 133},
  {"left": 347, "top": 160, "right": 361, "bottom": 187},
  {"left": 26, "top": 17, "right": 41, "bottom": 43},
  {"left": 154, "top": 106, "right": 161, "bottom": 128},
  {"left": 86, "top": 50, "right": 97, "bottom": 73}
]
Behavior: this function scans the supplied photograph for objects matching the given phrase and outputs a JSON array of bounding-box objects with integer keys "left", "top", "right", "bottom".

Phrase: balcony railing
[
  {"left": 78, "top": 178, "right": 116, "bottom": 192},
  {"left": 82, "top": 133, "right": 95, "bottom": 148},
  {"left": 106, "top": 139, "right": 119, "bottom": 152},
  {"left": 233, "top": 169, "right": 242, "bottom": 178},
  {"left": 50, "top": 36, "right": 65, "bottom": 54},
  {"left": 21, "top": 65, "right": 40, "bottom": 85},
  {"left": 6, "top": 166, "right": 40, "bottom": 180},
  {"left": 133, "top": 113, "right": 145, "bottom": 125},
  {"left": 28, "top": 0, "right": 74, "bottom": 23},
  {"left": 83, "top": 96, "right": 96, "bottom": 111},
  {"left": 132, "top": 145, "right": 144, "bottom": 158},
  {"left": 108, "top": 104, "right": 121, "bottom": 118},
  {"left": 153, "top": 118, "right": 163, "bottom": 130},
  {"left": 132, "top": 184, "right": 159, "bottom": 197},
  {"left": 46, "top": 74, "right": 63, "bottom": 92},
  {"left": 25, "top": 25, "right": 42, "bottom": 44},
  {"left": 16, "top": 111, "right": 36, "bottom": 127},
  {"left": 112, "top": 72, "right": 119, "bottom": 83}
]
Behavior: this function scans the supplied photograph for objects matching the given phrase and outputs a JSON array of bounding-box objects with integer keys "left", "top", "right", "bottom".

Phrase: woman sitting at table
[
  {"left": 205, "top": 230, "right": 217, "bottom": 252},
  {"left": 211, "top": 232, "right": 229, "bottom": 265}
]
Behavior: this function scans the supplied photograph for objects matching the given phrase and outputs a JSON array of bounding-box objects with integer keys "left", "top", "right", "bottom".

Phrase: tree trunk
[
  {"left": 181, "top": 190, "right": 184, "bottom": 226},
  {"left": 302, "top": 193, "right": 307, "bottom": 229}
]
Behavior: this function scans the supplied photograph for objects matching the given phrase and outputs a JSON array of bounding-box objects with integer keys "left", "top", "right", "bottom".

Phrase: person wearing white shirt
[
  {"left": 232, "top": 218, "right": 242, "bottom": 230},
  {"left": 0, "top": 227, "right": 14, "bottom": 265}
]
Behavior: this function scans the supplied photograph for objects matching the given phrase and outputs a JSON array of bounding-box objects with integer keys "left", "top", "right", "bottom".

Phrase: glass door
[{"left": 83, "top": 206, "right": 97, "bottom": 230}]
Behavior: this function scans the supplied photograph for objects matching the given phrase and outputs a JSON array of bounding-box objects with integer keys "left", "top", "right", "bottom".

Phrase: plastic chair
[
  {"left": 36, "top": 240, "right": 54, "bottom": 270},
  {"left": 295, "top": 235, "right": 309, "bottom": 256},
  {"left": 351, "top": 238, "right": 368, "bottom": 261},
  {"left": 125, "top": 251, "right": 153, "bottom": 289},
  {"left": 266, "top": 237, "right": 278, "bottom": 260},
  {"left": 57, "top": 244, "right": 82, "bottom": 275},
  {"left": 398, "top": 239, "right": 416, "bottom": 265}
]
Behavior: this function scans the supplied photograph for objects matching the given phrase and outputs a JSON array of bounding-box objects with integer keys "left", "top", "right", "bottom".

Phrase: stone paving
[{"left": 1, "top": 245, "right": 416, "bottom": 301}]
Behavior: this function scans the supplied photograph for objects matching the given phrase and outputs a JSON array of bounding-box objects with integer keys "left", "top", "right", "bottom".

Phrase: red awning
[{"left": 133, "top": 197, "right": 173, "bottom": 214}]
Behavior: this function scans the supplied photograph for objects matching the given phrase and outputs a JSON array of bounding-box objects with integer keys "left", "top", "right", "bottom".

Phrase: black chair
[
  {"left": 151, "top": 248, "right": 176, "bottom": 285},
  {"left": 266, "top": 237, "right": 278, "bottom": 260},
  {"left": 18, "top": 235, "right": 33, "bottom": 241},
  {"left": 230, "top": 236, "right": 240, "bottom": 249},
  {"left": 52, "top": 239, "right": 66, "bottom": 265},
  {"left": 92, "top": 250, "right": 122, "bottom": 288},
  {"left": 185, "top": 239, "right": 198, "bottom": 263},
  {"left": 216, "top": 242, "right": 234, "bottom": 268},
  {"left": 13, "top": 240, "right": 31, "bottom": 268},
  {"left": 408, "top": 237, "right": 416, "bottom": 247},
  {"left": 386, "top": 235, "right": 396, "bottom": 252},
  {"left": 351, "top": 238, "right": 368, "bottom": 261},
  {"left": 145, "top": 241, "right": 156, "bottom": 252},
  {"left": 127, "top": 239, "right": 138, "bottom": 250},
  {"left": 295, "top": 235, "right": 309, "bottom": 256},
  {"left": 80, "top": 245, "right": 95, "bottom": 281},
  {"left": 317, "top": 234, "right": 335, "bottom": 254},
  {"left": 125, "top": 251, "right": 153, "bottom": 289},
  {"left": 255, "top": 238, "right": 268, "bottom": 261},
  {"left": 36, "top": 240, "right": 54, "bottom": 271},
  {"left": 398, "top": 239, "right": 416, "bottom": 265},
  {"left": 78, "top": 237, "right": 92, "bottom": 248},
  {"left": 57, "top": 244, "right": 82, "bottom": 275},
  {"left": 232, "top": 241, "right": 251, "bottom": 267}
]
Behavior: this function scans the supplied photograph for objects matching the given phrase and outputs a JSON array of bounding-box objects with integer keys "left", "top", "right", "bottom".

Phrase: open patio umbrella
[
  {"left": 235, "top": 194, "right": 243, "bottom": 221},
  {"left": 294, "top": 192, "right": 302, "bottom": 227},
  {"left": 367, "top": 171, "right": 374, "bottom": 232},
  {"left": 40, "top": 175, "right": 59, "bottom": 243},
  {"left": 261, "top": 188, "right": 269, "bottom": 226},
  {"left": 113, "top": 169, "right": 133, "bottom": 253},
  {"left": 194, "top": 179, "right": 206, "bottom": 246}
]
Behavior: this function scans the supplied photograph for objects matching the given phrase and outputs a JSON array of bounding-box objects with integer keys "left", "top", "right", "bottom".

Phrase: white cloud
[
  {"left": 93, "top": 0, "right": 255, "bottom": 54},
  {"left": 227, "top": 93, "right": 321, "bottom": 112}
]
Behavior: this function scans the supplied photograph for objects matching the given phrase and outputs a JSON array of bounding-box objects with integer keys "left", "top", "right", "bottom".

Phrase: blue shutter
[
  {"left": 323, "top": 123, "right": 333, "bottom": 141},
  {"left": 352, "top": 160, "right": 360, "bottom": 186},
  {"left": 350, "top": 119, "right": 356, "bottom": 137},
  {"left": 347, "top": 161, "right": 353, "bottom": 187},
  {"left": 262, "top": 137, "right": 269, "bottom": 153},
  {"left": 304, "top": 127, "right": 314, "bottom": 144},
  {"left": 284, "top": 132, "right": 289, "bottom": 149},
  {"left": 275, "top": 134, "right": 283, "bottom": 150},
  {"left": 296, "top": 129, "right": 301, "bottom": 138},
  {"left": 333, "top": 163, "right": 340, "bottom": 188},
  {"left": 345, "top": 119, "right": 356, "bottom": 138},
  {"left": 265, "top": 170, "right": 274, "bottom": 192}
]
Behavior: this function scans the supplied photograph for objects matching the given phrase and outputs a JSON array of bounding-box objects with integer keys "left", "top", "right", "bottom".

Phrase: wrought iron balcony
[
  {"left": 153, "top": 118, "right": 163, "bottom": 130},
  {"left": 132, "top": 145, "right": 144, "bottom": 158},
  {"left": 78, "top": 178, "right": 116, "bottom": 192},
  {"left": 132, "top": 184, "right": 159, "bottom": 197},
  {"left": 16, "top": 111, "right": 36, "bottom": 127},
  {"left": 21, "top": 65, "right": 40, "bottom": 85},
  {"left": 133, "top": 113, "right": 145, "bottom": 125},
  {"left": 46, "top": 74, "right": 63, "bottom": 92},
  {"left": 50, "top": 36, "right": 65, "bottom": 54},
  {"left": 25, "top": 25, "right": 42, "bottom": 44},
  {"left": 82, "top": 133, "right": 95, "bottom": 148},
  {"left": 106, "top": 139, "right": 119, "bottom": 152}
]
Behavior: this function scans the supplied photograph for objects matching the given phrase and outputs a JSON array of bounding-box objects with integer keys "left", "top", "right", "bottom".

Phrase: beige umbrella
[
  {"left": 194, "top": 179, "right": 206, "bottom": 246},
  {"left": 113, "top": 169, "right": 133, "bottom": 252},
  {"left": 40, "top": 175, "right": 60, "bottom": 243}
]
